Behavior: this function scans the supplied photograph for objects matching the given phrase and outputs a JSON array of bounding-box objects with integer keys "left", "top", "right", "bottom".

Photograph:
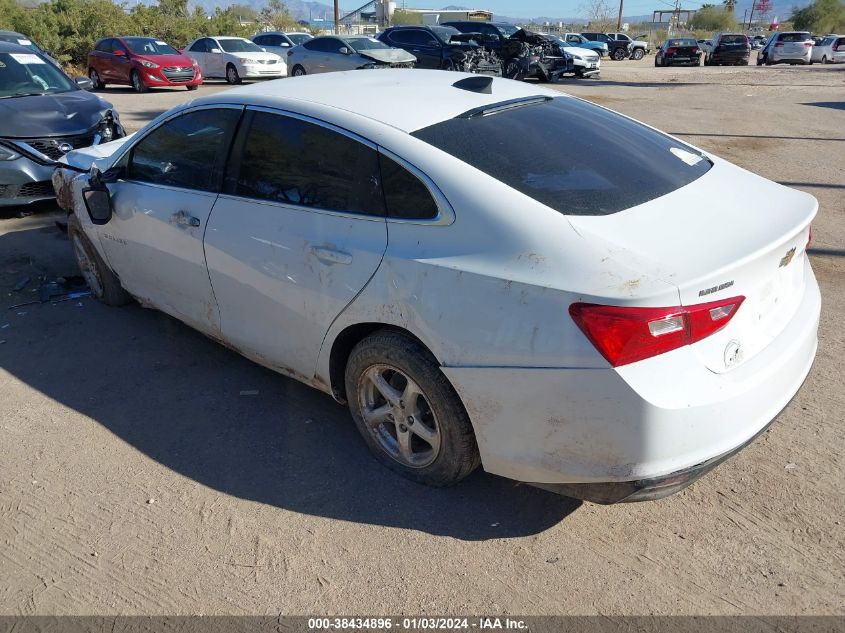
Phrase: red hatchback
[{"left": 88, "top": 36, "right": 202, "bottom": 92}]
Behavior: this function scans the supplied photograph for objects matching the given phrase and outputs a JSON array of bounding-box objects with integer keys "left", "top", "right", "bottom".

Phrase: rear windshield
[
  {"left": 412, "top": 96, "right": 712, "bottom": 216},
  {"left": 780, "top": 32, "right": 811, "bottom": 42}
]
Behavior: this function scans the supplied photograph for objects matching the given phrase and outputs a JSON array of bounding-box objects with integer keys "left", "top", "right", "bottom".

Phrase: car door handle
[
  {"left": 310, "top": 246, "right": 352, "bottom": 265},
  {"left": 171, "top": 210, "right": 200, "bottom": 227}
]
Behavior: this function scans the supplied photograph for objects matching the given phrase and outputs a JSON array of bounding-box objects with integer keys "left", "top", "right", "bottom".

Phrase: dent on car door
[
  {"left": 96, "top": 106, "right": 243, "bottom": 333},
  {"left": 203, "top": 108, "right": 388, "bottom": 381}
]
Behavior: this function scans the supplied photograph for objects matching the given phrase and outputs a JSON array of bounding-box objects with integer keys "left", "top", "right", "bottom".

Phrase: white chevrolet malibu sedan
[{"left": 53, "top": 70, "right": 820, "bottom": 503}]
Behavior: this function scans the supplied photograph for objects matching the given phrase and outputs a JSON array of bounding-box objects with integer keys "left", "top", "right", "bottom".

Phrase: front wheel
[
  {"left": 68, "top": 215, "right": 131, "bottom": 306},
  {"left": 225, "top": 64, "right": 241, "bottom": 84},
  {"left": 130, "top": 70, "right": 147, "bottom": 93},
  {"left": 88, "top": 68, "right": 104, "bottom": 90},
  {"left": 345, "top": 330, "right": 480, "bottom": 486},
  {"left": 631, "top": 48, "right": 644, "bottom": 60}
]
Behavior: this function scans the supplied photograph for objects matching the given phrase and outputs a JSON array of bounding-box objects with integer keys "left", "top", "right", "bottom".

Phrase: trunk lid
[{"left": 569, "top": 157, "right": 816, "bottom": 373}]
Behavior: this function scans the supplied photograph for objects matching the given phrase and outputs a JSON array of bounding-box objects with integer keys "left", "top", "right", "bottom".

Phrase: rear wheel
[
  {"left": 68, "top": 215, "right": 131, "bottom": 306},
  {"left": 225, "top": 63, "right": 241, "bottom": 84},
  {"left": 345, "top": 330, "right": 480, "bottom": 487},
  {"left": 88, "top": 68, "right": 104, "bottom": 90},
  {"left": 291, "top": 64, "right": 306, "bottom": 77},
  {"left": 130, "top": 70, "right": 147, "bottom": 93},
  {"left": 631, "top": 48, "right": 644, "bottom": 60}
]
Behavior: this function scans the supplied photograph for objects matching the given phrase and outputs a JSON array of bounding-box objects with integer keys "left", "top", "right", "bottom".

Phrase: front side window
[
  {"left": 412, "top": 97, "right": 712, "bottom": 217},
  {"left": 234, "top": 111, "right": 384, "bottom": 216},
  {"left": 127, "top": 108, "right": 241, "bottom": 191}
]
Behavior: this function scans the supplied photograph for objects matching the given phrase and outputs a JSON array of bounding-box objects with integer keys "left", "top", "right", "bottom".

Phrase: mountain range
[{"left": 189, "top": 0, "right": 804, "bottom": 24}]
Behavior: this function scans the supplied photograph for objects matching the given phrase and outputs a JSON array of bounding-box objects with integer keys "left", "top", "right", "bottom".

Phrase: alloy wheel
[{"left": 358, "top": 364, "right": 441, "bottom": 468}]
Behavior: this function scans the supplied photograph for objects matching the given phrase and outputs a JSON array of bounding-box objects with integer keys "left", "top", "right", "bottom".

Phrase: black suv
[
  {"left": 581, "top": 32, "right": 631, "bottom": 60},
  {"left": 378, "top": 25, "right": 477, "bottom": 70}
]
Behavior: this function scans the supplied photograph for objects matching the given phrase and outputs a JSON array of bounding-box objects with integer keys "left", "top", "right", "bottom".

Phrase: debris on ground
[
  {"left": 13, "top": 276, "right": 31, "bottom": 292},
  {"left": 8, "top": 276, "right": 89, "bottom": 310}
]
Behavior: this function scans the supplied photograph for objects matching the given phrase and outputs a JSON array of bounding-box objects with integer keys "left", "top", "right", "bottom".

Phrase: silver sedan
[{"left": 286, "top": 35, "right": 416, "bottom": 76}]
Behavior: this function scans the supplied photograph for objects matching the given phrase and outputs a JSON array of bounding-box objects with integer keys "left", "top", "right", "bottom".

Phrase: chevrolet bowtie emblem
[{"left": 779, "top": 247, "right": 796, "bottom": 268}]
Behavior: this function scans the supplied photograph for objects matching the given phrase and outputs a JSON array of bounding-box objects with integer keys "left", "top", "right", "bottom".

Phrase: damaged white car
[{"left": 54, "top": 70, "right": 820, "bottom": 503}]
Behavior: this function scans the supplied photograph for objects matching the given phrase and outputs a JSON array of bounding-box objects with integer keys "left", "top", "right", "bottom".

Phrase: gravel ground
[{"left": 0, "top": 59, "right": 843, "bottom": 616}]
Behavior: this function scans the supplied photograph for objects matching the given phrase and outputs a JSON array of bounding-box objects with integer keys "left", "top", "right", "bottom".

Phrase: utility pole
[
  {"left": 616, "top": 0, "right": 624, "bottom": 31},
  {"left": 334, "top": 0, "right": 340, "bottom": 33}
]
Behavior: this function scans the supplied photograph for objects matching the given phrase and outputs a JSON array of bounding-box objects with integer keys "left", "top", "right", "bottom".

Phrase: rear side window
[
  {"left": 379, "top": 155, "right": 438, "bottom": 219},
  {"left": 412, "top": 96, "right": 712, "bottom": 216},
  {"left": 128, "top": 108, "right": 240, "bottom": 191},
  {"left": 234, "top": 111, "right": 385, "bottom": 216}
]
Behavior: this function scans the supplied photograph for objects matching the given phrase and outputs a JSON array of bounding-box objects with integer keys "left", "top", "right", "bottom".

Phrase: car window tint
[
  {"left": 235, "top": 111, "right": 385, "bottom": 216},
  {"left": 128, "top": 109, "right": 240, "bottom": 191},
  {"left": 413, "top": 97, "right": 712, "bottom": 217},
  {"left": 379, "top": 154, "right": 438, "bottom": 220}
]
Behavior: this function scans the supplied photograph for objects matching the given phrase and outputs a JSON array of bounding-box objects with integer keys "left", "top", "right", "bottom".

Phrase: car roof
[{"left": 210, "top": 69, "right": 558, "bottom": 134}]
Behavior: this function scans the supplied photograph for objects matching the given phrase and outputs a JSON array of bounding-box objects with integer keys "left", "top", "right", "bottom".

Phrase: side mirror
[
  {"left": 75, "top": 76, "right": 94, "bottom": 91},
  {"left": 113, "top": 49, "right": 126, "bottom": 57},
  {"left": 82, "top": 183, "right": 113, "bottom": 225}
]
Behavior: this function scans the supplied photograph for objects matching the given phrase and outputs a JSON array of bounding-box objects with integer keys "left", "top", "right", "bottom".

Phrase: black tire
[
  {"left": 345, "top": 329, "right": 480, "bottom": 487},
  {"left": 291, "top": 64, "right": 306, "bottom": 77},
  {"left": 88, "top": 68, "right": 104, "bottom": 90},
  {"left": 186, "top": 84, "right": 199, "bottom": 90},
  {"left": 631, "top": 48, "right": 644, "bottom": 60},
  {"left": 67, "top": 214, "right": 131, "bottom": 306},
  {"left": 611, "top": 47, "right": 626, "bottom": 61},
  {"left": 130, "top": 70, "right": 148, "bottom": 93},
  {"left": 225, "top": 63, "right": 241, "bottom": 84}
]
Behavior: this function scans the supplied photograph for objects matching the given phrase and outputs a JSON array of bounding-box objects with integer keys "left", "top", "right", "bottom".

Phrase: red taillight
[{"left": 569, "top": 296, "right": 746, "bottom": 367}]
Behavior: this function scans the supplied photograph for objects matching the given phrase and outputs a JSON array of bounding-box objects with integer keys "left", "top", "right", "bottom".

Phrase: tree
[
  {"left": 581, "top": 0, "right": 615, "bottom": 32},
  {"left": 689, "top": 5, "right": 737, "bottom": 29},
  {"left": 258, "top": 0, "right": 298, "bottom": 32},
  {"left": 792, "top": 0, "right": 845, "bottom": 32}
]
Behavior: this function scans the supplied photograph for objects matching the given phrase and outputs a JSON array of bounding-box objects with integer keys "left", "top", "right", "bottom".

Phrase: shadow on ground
[{"left": 0, "top": 221, "right": 581, "bottom": 541}]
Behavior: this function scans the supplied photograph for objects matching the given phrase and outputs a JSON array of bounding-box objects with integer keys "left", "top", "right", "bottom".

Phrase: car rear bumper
[
  {"left": 442, "top": 259, "right": 820, "bottom": 499},
  {"left": 0, "top": 157, "right": 56, "bottom": 207}
]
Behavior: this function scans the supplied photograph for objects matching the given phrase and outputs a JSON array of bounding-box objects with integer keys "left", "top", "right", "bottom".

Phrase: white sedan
[
  {"left": 184, "top": 36, "right": 286, "bottom": 83},
  {"left": 53, "top": 70, "right": 819, "bottom": 503}
]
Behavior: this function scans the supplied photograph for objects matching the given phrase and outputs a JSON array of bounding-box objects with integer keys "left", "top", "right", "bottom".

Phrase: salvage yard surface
[{"left": 1, "top": 59, "right": 843, "bottom": 615}]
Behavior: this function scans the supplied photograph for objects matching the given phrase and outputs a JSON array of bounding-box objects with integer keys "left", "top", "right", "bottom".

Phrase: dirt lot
[{"left": 1, "top": 59, "right": 843, "bottom": 616}]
